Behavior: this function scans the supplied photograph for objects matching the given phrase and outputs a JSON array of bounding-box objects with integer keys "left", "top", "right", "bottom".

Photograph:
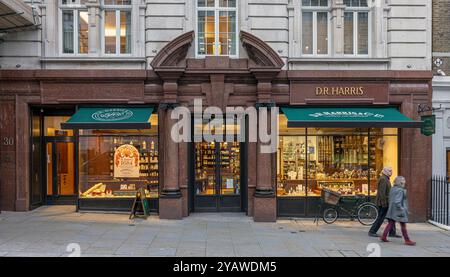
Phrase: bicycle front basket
[{"left": 322, "top": 189, "right": 341, "bottom": 206}]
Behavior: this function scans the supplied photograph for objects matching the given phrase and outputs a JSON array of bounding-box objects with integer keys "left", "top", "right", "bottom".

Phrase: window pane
[
  {"left": 120, "top": 11, "right": 131, "bottom": 54},
  {"left": 344, "top": 12, "right": 354, "bottom": 55},
  {"left": 369, "top": 132, "right": 398, "bottom": 197},
  {"left": 317, "top": 12, "right": 328, "bottom": 55},
  {"left": 62, "top": 11, "right": 74, "bottom": 54},
  {"left": 79, "top": 135, "right": 159, "bottom": 199},
  {"left": 198, "top": 11, "right": 215, "bottom": 55},
  {"left": 44, "top": 116, "right": 74, "bottom": 137},
  {"left": 358, "top": 12, "right": 369, "bottom": 55},
  {"left": 104, "top": 11, "right": 116, "bottom": 54},
  {"left": 78, "top": 11, "right": 89, "bottom": 54},
  {"left": 220, "top": 0, "right": 236, "bottom": 7},
  {"left": 219, "top": 11, "right": 236, "bottom": 55},
  {"left": 104, "top": 0, "right": 131, "bottom": 5},
  {"left": 308, "top": 133, "right": 369, "bottom": 197},
  {"left": 302, "top": 12, "right": 313, "bottom": 54},
  {"left": 277, "top": 136, "right": 307, "bottom": 197},
  {"left": 198, "top": 0, "right": 215, "bottom": 7},
  {"left": 303, "top": 0, "right": 328, "bottom": 6}
]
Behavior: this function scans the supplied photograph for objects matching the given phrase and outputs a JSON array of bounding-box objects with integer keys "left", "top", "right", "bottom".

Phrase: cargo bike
[{"left": 314, "top": 188, "right": 378, "bottom": 226}]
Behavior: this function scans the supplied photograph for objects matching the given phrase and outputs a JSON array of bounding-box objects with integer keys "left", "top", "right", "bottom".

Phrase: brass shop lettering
[{"left": 315, "top": 86, "right": 365, "bottom": 96}]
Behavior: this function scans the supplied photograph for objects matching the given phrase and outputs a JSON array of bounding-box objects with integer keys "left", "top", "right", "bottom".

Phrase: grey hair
[{"left": 394, "top": 176, "right": 406, "bottom": 186}]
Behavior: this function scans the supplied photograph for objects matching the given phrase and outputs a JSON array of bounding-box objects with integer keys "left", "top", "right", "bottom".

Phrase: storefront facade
[{"left": 0, "top": 31, "right": 432, "bottom": 222}]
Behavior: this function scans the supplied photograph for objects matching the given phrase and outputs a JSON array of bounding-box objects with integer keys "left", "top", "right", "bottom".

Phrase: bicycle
[{"left": 314, "top": 189, "right": 379, "bottom": 226}]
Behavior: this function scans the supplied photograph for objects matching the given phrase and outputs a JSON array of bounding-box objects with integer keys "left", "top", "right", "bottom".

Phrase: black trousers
[{"left": 369, "top": 206, "right": 396, "bottom": 235}]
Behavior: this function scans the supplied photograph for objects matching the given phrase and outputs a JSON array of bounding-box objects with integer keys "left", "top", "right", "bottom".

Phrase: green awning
[
  {"left": 61, "top": 107, "right": 154, "bottom": 129},
  {"left": 281, "top": 107, "right": 422, "bottom": 128}
]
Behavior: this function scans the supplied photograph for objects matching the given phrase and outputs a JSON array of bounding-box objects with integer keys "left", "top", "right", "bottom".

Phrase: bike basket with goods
[{"left": 321, "top": 189, "right": 341, "bottom": 206}]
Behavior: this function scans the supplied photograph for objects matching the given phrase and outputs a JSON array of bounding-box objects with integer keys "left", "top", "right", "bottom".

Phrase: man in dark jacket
[{"left": 368, "top": 167, "right": 399, "bottom": 237}]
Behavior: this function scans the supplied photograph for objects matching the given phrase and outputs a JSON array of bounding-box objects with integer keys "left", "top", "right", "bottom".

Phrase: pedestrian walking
[
  {"left": 380, "top": 176, "right": 416, "bottom": 246},
  {"left": 368, "top": 167, "right": 399, "bottom": 238}
]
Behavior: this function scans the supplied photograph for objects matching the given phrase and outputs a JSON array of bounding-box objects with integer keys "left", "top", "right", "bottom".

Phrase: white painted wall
[
  {"left": 0, "top": 0, "right": 432, "bottom": 71},
  {"left": 432, "top": 76, "right": 450, "bottom": 176}
]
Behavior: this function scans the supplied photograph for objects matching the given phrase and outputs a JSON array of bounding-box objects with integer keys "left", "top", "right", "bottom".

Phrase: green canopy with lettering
[
  {"left": 61, "top": 107, "right": 154, "bottom": 129},
  {"left": 281, "top": 107, "right": 422, "bottom": 128}
]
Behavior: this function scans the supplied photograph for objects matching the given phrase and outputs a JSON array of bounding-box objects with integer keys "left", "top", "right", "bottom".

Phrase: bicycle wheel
[
  {"left": 357, "top": 203, "right": 378, "bottom": 226},
  {"left": 323, "top": 207, "right": 338, "bottom": 224}
]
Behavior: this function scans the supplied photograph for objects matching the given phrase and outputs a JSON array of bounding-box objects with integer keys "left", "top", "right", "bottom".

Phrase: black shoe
[
  {"left": 368, "top": 232, "right": 379, "bottom": 237},
  {"left": 389, "top": 234, "right": 402, "bottom": 238}
]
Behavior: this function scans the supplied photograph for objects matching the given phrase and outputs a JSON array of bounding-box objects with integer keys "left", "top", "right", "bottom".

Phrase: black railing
[{"left": 430, "top": 176, "right": 450, "bottom": 226}]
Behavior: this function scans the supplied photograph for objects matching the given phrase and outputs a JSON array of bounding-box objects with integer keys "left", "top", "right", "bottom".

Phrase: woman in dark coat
[{"left": 380, "top": 176, "right": 416, "bottom": 246}]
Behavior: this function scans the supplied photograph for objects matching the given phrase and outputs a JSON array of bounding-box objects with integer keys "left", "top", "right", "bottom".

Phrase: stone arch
[
  {"left": 150, "top": 31, "right": 195, "bottom": 69},
  {"left": 240, "top": 31, "right": 285, "bottom": 69}
]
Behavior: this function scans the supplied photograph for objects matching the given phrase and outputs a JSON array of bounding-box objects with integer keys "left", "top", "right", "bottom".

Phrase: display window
[
  {"left": 78, "top": 114, "right": 159, "bottom": 200},
  {"left": 277, "top": 114, "right": 398, "bottom": 198}
]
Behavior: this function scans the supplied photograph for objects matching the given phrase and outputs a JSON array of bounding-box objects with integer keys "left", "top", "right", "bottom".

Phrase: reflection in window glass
[
  {"left": 78, "top": 11, "right": 89, "bottom": 54},
  {"left": 62, "top": 11, "right": 74, "bottom": 54},
  {"left": 277, "top": 127, "right": 399, "bottom": 198},
  {"left": 358, "top": 12, "right": 369, "bottom": 55},
  {"left": 302, "top": 12, "right": 313, "bottom": 55},
  {"left": 79, "top": 132, "right": 159, "bottom": 199},
  {"left": 197, "top": 0, "right": 237, "bottom": 56},
  {"left": 104, "top": 11, "right": 116, "bottom": 54},
  {"left": 198, "top": 11, "right": 215, "bottom": 55},
  {"left": 317, "top": 12, "right": 328, "bottom": 55},
  {"left": 344, "top": 12, "right": 354, "bottom": 55},
  {"left": 44, "top": 116, "right": 74, "bottom": 137},
  {"left": 277, "top": 136, "right": 307, "bottom": 197},
  {"left": 120, "top": 11, "right": 131, "bottom": 54}
]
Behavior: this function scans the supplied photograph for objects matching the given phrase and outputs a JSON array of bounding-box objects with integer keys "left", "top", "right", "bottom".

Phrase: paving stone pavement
[{"left": 0, "top": 206, "right": 449, "bottom": 257}]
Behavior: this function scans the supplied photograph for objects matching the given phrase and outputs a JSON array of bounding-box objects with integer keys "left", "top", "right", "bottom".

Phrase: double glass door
[
  {"left": 45, "top": 138, "right": 76, "bottom": 203},
  {"left": 194, "top": 141, "right": 243, "bottom": 212}
]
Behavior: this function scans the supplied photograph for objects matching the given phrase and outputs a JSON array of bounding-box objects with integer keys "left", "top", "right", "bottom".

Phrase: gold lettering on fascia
[{"left": 315, "top": 86, "right": 365, "bottom": 96}]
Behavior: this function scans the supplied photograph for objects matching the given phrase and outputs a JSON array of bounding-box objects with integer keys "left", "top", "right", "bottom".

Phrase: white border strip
[{"left": 428, "top": 220, "right": 450, "bottom": 231}]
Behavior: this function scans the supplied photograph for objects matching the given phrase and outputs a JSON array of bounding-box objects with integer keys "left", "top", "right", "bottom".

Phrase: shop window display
[
  {"left": 277, "top": 115, "right": 398, "bottom": 198},
  {"left": 78, "top": 115, "right": 159, "bottom": 200}
]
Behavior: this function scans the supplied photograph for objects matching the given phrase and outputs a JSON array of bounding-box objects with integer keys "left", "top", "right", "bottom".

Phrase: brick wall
[{"left": 433, "top": 0, "right": 450, "bottom": 74}]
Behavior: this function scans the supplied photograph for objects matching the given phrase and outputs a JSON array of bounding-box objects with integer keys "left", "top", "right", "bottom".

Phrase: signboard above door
[{"left": 290, "top": 82, "right": 390, "bottom": 105}]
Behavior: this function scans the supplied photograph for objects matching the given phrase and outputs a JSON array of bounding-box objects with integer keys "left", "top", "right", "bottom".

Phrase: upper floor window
[
  {"left": 103, "top": 0, "right": 132, "bottom": 55},
  {"left": 344, "top": 0, "right": 369, "bottom": 56},
  {"left": 301, "top": 0, "right": 329, "bottom": 56},
  {"left": 197, "top": 0, "right": 238, "bottom": 56},
  {"left": 61, "top": 0, "right": 88, "bottom": 54}
]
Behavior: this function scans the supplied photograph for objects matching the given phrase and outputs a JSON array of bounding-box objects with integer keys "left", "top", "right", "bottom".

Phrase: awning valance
[
  {"left": 281, "top": 107, "right": 422, "bottom": 128},
  {"left": 61, "top": 107, "right": 155, "bottom": 130}
]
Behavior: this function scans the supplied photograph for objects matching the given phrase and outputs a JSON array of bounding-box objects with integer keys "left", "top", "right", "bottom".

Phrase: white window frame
[
  {"left": 343, "top": 5, "right": 371, "bottom": 57},
  {"left": 59, "top": 1, "right": 89, "bottom": 55},
  {"left": 195, "top": 0, "right": 239, "bottom": 58},
  {"left": 301, "top": 3, "right": 331, "bottom": 57},
  {"left": 101, "top": 1, "right": 133, "bottom": 56}
]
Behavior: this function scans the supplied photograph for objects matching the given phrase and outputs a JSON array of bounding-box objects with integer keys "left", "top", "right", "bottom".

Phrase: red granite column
[
  {"left": 253, "top": 81, "right": 277, "bottom": 222},
  {"left": 159, "top": 81, "right": 183, "bottom": 219}
]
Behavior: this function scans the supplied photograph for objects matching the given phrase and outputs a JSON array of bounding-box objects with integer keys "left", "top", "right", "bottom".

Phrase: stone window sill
[
  {"left": 288, "top": 57, "right": 390, "bottom": 63},
  {"left": 41, "top": 57, "right": 146, "bottom": 63}
]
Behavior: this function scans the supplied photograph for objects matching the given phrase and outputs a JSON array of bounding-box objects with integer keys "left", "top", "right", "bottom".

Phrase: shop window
[
  {"left": 103, "top": 0, "right": 132, "bottom": 55},
  {"left": 301, "top": 0, "right": 329, "bottom": 56},
  {"left": 277, "top": 124, "right": 399, "bottom": 198},
  {"left": 44, "top": 116, "right": 74, "bottom": 137},
  {"left": 60, "top": 0, "right": 89, "bottom": 54},
  {"left": 343, "top": 0, "right": 370, "bottom": 56},
  {"left": 197, "top": 0, "right": 238, "bottom": 56},
  {"left": 78, "top": 114, "right": 159, "bottom": 200}
]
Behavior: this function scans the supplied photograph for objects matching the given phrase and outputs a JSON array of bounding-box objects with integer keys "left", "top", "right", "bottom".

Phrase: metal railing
[{"left": 430, "top": 176, "right": 450, "bottom": 227}]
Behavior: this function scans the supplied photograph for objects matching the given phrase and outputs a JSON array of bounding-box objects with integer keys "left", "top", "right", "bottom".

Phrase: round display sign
[{"left": 92, "top": 108, "right": 134, "bottom": 122}]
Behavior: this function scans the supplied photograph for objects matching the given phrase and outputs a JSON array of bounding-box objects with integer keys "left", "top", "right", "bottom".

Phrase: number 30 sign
[{"left": 3, "top": 137, "right": 14, "bottom": 146}]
